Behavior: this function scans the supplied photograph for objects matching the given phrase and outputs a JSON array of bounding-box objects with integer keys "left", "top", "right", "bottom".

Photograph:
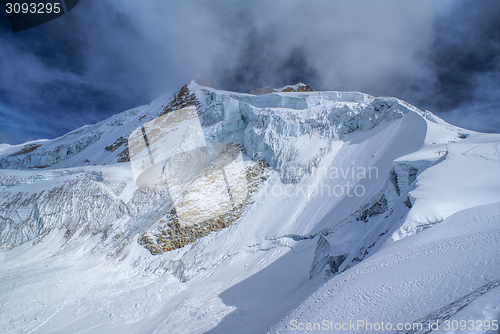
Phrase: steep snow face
[
  {"left": 0, "top": 165, "right": 173, "bottom": 252},
  {"left": 0, "top": 82, "right": 427, "bottom": 249},
  {"left": 1, "top": 83, "right": 499, "bottom": 334},
  {"left": 0, "top": 82, "right": 420, "bottom": 176},
  {"left": 0, "top": 129, "right": 102, "bottom": 169},
  {"left": 194, "top": 83, "right": 426, "bottom": 183}
]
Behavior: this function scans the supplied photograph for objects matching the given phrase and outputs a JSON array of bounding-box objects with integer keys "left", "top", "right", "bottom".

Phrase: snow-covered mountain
[{"left": 1, "top": 82, "right": 499, "bottom": 333}]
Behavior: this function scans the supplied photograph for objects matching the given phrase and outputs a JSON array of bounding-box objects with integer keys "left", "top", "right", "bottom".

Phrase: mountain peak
[
  {"left": 250, "top": 83, "right": 315, "bottom": 95},
  {"left": 0, "top": 83, "right": 439, "bottom": 171},
  {"left": 2, "top": 79, "right": 500, "bottom": 334}
]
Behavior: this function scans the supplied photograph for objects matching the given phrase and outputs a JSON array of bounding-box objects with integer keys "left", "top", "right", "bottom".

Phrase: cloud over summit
[{"left": 0, "top": 0, "right": 499, "bottom": 144}]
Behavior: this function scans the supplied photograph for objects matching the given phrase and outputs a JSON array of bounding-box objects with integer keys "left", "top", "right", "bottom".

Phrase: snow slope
[
  {"left": 269, "top": 202, "right": 500, "bottom": 334},
  {"left": 1, "top": 82, "right": 499, "bottom": 333}
]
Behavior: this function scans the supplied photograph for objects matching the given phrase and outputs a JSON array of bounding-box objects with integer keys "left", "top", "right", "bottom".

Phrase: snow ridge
[{"left": 1, "top": 82, "right": 500, "bottom": 334}]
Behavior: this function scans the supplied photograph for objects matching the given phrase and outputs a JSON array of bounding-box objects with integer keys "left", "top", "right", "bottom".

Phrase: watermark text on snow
[
  {"left": 266, "top": 166, "right": 378, "bottom": 198},
  {"left": 288, "top": 319, "right": 499, "bottom": 331}
]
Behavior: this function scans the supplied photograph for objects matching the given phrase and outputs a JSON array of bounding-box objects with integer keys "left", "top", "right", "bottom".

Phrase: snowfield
[
  {"left": 269, "top": 202, "right": 500, "bottom": 334},
  {"left": 0, "top": 82, "right": 499, "bottom": 333}
]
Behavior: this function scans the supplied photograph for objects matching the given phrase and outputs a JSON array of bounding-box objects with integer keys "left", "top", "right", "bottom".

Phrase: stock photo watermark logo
[
  {"left": 129, "top": 106, "right": 248, "bottom": 227},
  {"left": 264, "top": 166, "right": 379, "bottom": 198},
  {"left": 3, "top": 0, "right": 79, "bottom": 33},
  {"left": 128, "top": 99, "right": 379, "bottom": 231}
]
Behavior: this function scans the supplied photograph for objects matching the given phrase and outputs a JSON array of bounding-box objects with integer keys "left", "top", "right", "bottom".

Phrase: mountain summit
[{"left": 1, "top": 83, "right": 500, "bottom": 333}]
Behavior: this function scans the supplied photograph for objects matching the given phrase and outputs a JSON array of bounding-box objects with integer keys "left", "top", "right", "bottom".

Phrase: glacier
[{"left": 0, "top": 82, "right": 499, "bottom": 333}]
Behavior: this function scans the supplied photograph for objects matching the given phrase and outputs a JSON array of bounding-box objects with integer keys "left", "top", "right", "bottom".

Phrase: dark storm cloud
[
  {"left": 212, "top": 0, "right": 451, "bottom": 97},
  {"left": 427, "top": 0, "right": 500, "bottom": 132},
  {"left": 0, "top": 0, "right": 235, "bottom": 144},
  {"left": 0, "top": 1, "right": 145, "bottom": 144},
  {"left": 0, "top": 0, "right": 499, "bottom": 144},
  {"left": 432, "top": 0, "right": 500, "bottom": 107}
]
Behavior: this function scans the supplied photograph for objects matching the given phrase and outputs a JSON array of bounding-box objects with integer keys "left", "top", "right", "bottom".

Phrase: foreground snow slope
[
  {"left": 1, "top": 82, "right": 499, "bottom": 333},
  {"left": 269, "top": 202, "right": 500, "bottom": 334}
]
